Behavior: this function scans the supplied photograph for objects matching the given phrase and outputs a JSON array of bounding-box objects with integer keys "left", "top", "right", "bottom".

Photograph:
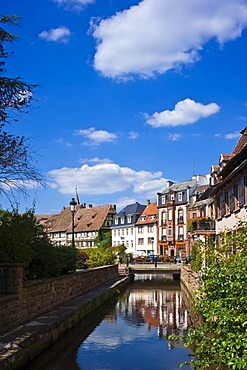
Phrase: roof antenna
[{"left": 192, "top": 157, "right": 195, "bottom": 177}]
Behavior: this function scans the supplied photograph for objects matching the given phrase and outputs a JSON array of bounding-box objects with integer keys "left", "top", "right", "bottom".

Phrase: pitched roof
[
  {"left": 136, "top": 202, "right": 158, "bottom": 225},
  {"left": 73, "top": 204, "right": 115, "bottom": 232},
  {"left": 117, "top": 202, "right": 146, "bottom": 217},
  {"left": 161, "top": 179, "right": 196, "bottom": 194},
  {"left": 232, "top": 126, "right": 247, "bottom": 156},
  {"left": 49, "top": 204, "right": 116, "bottom": 233}
]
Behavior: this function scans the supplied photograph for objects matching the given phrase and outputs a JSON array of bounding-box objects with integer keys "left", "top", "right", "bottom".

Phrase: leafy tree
[
  {"left": 185, "top": 221, "right": 247, "bottom": 369},
  {"left": 0, "top": 209, "right": 78, "bottom": 279},
  {"left": 0, "top": 15, "right": 44, "bottom": 204},
  {"left": 94, "top": 230, "right": 112, "bottom": 250}
]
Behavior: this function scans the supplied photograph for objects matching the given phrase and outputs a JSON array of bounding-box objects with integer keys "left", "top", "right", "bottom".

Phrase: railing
[
  {"left": 161, "top": 236, "right": 167, "bottom": 241},
  {"left": 190, "top": 220, "right": 215, "bottom": 232}
]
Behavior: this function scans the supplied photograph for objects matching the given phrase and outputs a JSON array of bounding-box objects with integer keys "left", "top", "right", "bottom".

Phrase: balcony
[
  {"left": 161, "top": 236, "right": 167, "bottom": 241},
  {"left": 188, "top": 218, "right": 215, "bottom": 232},
  {"left": 177, "top": 217, "right": 184, "bottom": 224},
  {"left": 177, "top": 235, "right": 184, "bottom": 241}
]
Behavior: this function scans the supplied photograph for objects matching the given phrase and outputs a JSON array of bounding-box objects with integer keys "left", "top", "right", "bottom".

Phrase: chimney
[{"left": 147, "top": 199, "right": 151, "bottom": 205}]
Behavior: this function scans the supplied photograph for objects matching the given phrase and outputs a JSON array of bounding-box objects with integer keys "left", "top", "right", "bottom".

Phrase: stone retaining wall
[{"left": 0, "top": 264, "right": 118, "bottom": 335}]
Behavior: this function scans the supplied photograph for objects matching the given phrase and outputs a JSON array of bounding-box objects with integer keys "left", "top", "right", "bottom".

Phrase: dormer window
[
  {"left": 150, "top": 215, "right": 156, "bottom": 220},
  {"left": 121, "top": 217, "right": 125, "bottom": 224},
  {"left": 127, "top": 216, "right": 131, "bottom": 223},
  {"left": 178, "top": 192, "right": 183, "bottom": 202},
  {"left": 140, "top": 216, "right": 146, "bottom": 221},
  {"left": 115, "top": 218, "right": 118, "bottom": 225}
]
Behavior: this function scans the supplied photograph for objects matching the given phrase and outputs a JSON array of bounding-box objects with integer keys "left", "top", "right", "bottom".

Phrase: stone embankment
[{"left": 0, "top": 264, "right": 129, "bottom": 370}]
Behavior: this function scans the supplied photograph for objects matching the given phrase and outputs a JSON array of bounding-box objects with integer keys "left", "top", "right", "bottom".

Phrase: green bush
[
  {"left": 57, "top": 245, "right": 78, "bottom": 274},
  {"left": 185, "top": 221, "right": 247, "bottom": 369},
  {"left": 85, "top": 248, "right": 115, "bottom": 268}
]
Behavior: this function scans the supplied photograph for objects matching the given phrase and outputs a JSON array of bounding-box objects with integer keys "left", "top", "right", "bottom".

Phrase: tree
[
  {"left": 94, "top": 230, "right": 112, "bottom": 250},
  {"left": 185, "top": 221, "right": 247, "bottom": 369},
  {"left": 0, "top": 15, "right": 44, "bottom": 204},
  {"left": 0, "top": 209, "right": 78, "bottom": 279}
]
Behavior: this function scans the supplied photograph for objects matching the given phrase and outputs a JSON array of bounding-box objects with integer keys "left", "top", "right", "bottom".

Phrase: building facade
[
  {"left": 111, "top": 202, "right": 146, "bottom": 255},
  {"left": 212, "top": 127, "right": 247, "bottom": 235},
  {"left": 135, "top": 201, "right": 158, "bottom": 256},
  {"left": 157, "top": 175, "right": 209, "bottom": 258},
  {"left": 40, "top": 203, "right": 116, "bottom": 247}
]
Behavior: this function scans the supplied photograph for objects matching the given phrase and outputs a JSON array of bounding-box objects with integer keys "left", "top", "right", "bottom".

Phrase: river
[{"left": 24, "top": 274, "right": 192, "bottom": 370}]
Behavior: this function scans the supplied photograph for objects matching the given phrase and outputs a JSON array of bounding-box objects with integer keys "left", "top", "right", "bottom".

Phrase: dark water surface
[{"left": 25, "top": 274, "right": 192, "bottom": 370}]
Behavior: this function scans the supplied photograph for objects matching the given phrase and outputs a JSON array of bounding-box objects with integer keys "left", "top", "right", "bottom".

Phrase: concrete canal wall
[{"left": 0, "top": 264, "right": 119, "bottom": 335}]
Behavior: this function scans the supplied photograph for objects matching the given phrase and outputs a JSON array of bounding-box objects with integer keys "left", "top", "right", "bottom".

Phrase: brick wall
[{"left": 0, "top": 264, "right": 118, "bottom": 334}]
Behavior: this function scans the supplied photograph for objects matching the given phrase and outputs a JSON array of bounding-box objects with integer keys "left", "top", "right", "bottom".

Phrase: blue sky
[{"left": 1, "top": 0, "right": 247, "bottom": 214}]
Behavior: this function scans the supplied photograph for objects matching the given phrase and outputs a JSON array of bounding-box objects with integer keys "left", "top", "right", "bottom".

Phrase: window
[
  {"left": 168, "top": 226, "right": 172, "bottom": 236},
  {"left": 121, "top": 229, "right": 124, "bottom": 236},
  {"left": 168, "top": 209, "right": 172, "bottom": 221},
  {"left": 115, "top": 218, "right": 118, "bottom": 225},
  {"left": 148, "top": 237, "right": 154, "bottom": 245},
  {"left": 121, "top": 217, "right": 125, "bottom": 224},
  {"left": 148, "top": 225, "right": 154, "bottom": 233},
  {"left": 229, "top": 186, "right": 235, "bottom": 212},
  {"left": 150, "top": 215, "right": 156, "bottom": 220},
  {"left": 138, "top": 238, "right": 144, "bottom": 245},
  {"left": 171, "top": 194, "right": 175, "bottom": 200},
  {"left": 178, "top": 209, "right": 183, "bottom": 223},
  {"left": 114, "top": 230, "right": 116, "bottom": 236},
  {"left": 127, "top": 216, "right": 131, "bottom": 223},
  {"left": 118, "top": 230, "right": 120, "bottom": 236},
  {"left": 140, "top": 216, "right": 146, "bottom": 221},
  {"left": 162, "top": 196, "right": 166, "bottom": 204},
  {"left": 178, "top": 226, "right": 184, "bottom": 240},
  {"left": 238, "top": 177, "right": 245, "bottom": 207},
  {"left": 220, "top": 192, "right": 225, "bottom": 217},
  {"left": 131, "top": 228, "right": 134, "bottom": 235},
  {"left": 178, "top": 192, "right": 183, "bottom": 202},
  {"left": 126, "top": 228, "right": 129, "bottom": 236},
  {"left": 138, "top": 226, "right": 144, "bottom": 233}
]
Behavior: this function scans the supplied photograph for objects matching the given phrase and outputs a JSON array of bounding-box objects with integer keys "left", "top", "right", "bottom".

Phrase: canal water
[{"left": 25, "top": 274, "right": 192, "bottom": 370}]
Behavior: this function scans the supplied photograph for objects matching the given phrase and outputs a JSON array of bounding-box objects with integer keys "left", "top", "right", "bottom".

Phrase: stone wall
[
  {"left": 180, "top": 264, "right": 199, "bottom": 296},
  {"left": 0, "top": 264, "right": 118, "bottom": 335},
  {"left": 180, "top": 265, "right": 204, "bottom": 326}
]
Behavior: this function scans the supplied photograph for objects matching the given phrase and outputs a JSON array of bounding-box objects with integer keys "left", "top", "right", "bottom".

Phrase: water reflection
[
  {"left": 77, "top": 274, "right": 191, "bottom": 370},
  {"left": 24, "top": 274, "right": 192, "bottom": 370}
]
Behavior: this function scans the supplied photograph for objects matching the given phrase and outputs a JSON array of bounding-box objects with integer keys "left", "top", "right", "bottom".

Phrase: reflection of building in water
[{"left": 117, "top": 285, "right": 189, "bottom": 348}]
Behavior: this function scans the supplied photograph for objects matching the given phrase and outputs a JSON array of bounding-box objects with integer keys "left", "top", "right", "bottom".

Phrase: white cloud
[
  {"left": 128, "top": 131, "right": 139, "bottom": 140},
  {"left": 91, "top": 0, "right": 247, "bottom": 79},
  {"left": 48, "top": 163, "right": 168, "bottom": 197},
  {"left": 215, "top": 131, "right": 241, "bottom": 139},
  {"left": 76, "top": 127, "right": 117, "bottom": 145},
  {"left": 225, "top": 131, "right": 241, "bottom": 139},
  {"left": 79, "top": 157, "right": 114, "bottom": 164},
  {"left": 166, "top": 133, "right": 181, "bottom": 141},
  {"left": 145, "top": 98, "right": 220, "bottom": 127},
  {"left": 53, "top": 0, "right": 95, "bottom": 11},
  {"left": 55, "top": 138, "right": 73, "bottom": 147},
  {"left": 39, "top": 26, "right": 71, "bottom": 43}
]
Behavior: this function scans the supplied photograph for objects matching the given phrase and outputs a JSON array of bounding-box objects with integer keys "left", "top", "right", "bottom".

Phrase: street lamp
[
  {"left": 151, "top": 237, "right": 154, "bottom": 255},
  {"left": 69, "top": 197, "right": 77, "bottom": 246}
]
